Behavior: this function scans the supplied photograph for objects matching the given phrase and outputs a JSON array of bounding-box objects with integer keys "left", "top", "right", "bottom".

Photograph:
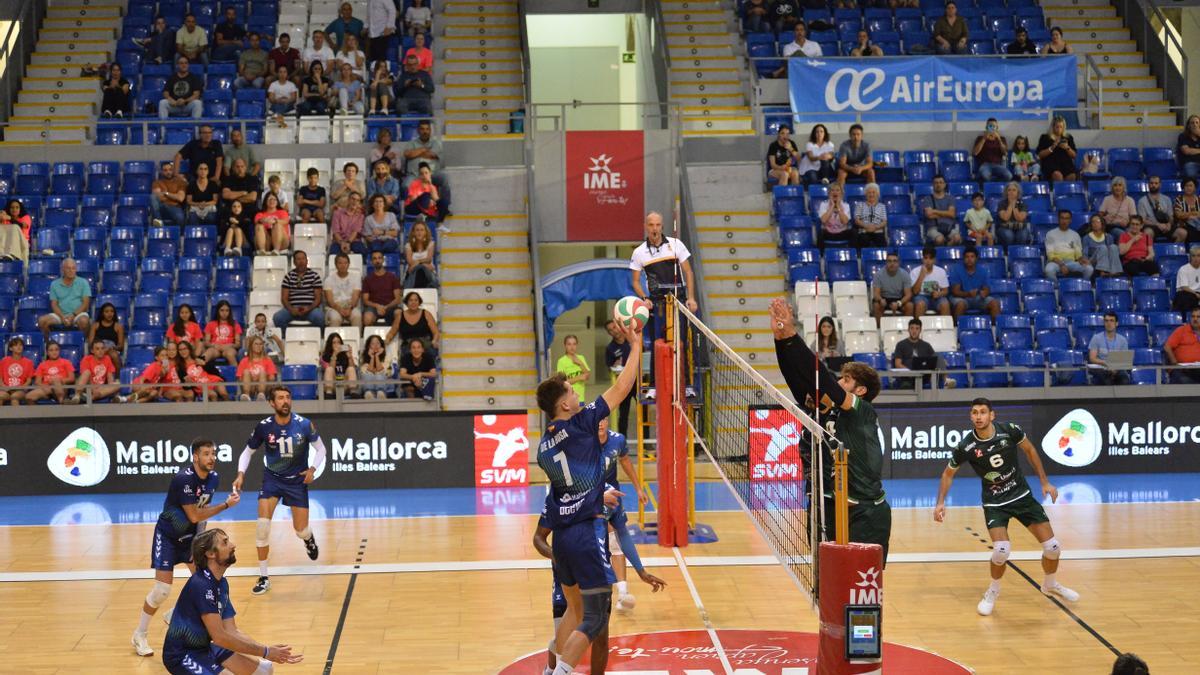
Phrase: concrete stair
[
  {"left": 662, "top": 0, "right": 753, "bottom": 136},
  {"left": 433, "top": 0, "right": 523, "bottom": 139}
]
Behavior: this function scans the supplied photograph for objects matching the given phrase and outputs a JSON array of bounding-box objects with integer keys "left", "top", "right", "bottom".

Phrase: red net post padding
[
  {"left": 818, "top": 541, "right": 884, "bottom": 675},
  {"left": 654, "top": 339, "right": 689, "bottom": 547}
]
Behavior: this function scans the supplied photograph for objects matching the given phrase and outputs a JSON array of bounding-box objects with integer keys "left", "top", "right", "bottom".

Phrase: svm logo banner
[
  {"left": 47, "top": 427, "right": 111, "bottom": 487},
  {"left": 1040, "top": 408, "right": 1103, "bottom": 468},
  {"left": 473, "top": 414, "right": 530, "bottom": 487},
  {"left": 748, "top": 407, "right": 804, "bottom": 482}
]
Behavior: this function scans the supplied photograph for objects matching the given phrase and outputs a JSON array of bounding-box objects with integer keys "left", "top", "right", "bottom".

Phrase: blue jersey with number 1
[
  {"left": 536, "top": 396, "right": 611, "bottom": 530},
  {"left": 246, "top": 413, "right": 319, "bottom": 478}
]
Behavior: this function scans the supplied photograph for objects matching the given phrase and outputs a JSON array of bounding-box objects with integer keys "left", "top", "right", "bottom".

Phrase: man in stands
[
  {"left": 37, "top": 258, "right": 92, "bottom": 342},
  {"left": 871, "top": 252, "right": 913, "bottom": 322},
  {"left": 326, "top": 2, "right": 365, "bottom": 50},
  {"left": 151, "top": 161, "right": 188, "bottom": 227},
  {"left": 367, "top": 160, "right": 401, "bottom": 212},
  {"left": 931, "top": 0, "right": 969, "bottom": 55},
  {"left": 921, "top": 175, "right": 961, "bottom": 245},
  {"left": 1044, "top": 209, "right": 1093, "bottom": 281},
  {"left": 140, "top": 16, "right": 176, "bottom": 65},
  {"left": 972, "top": 118, "right": 1012, "bottom": 182},
  {"left": 1138, "top": 176, "right": 1176, "bottom": 241},
  {"left": 274, "top": 251, "right": 325, "bottom": 333},
  {"left": 1006, "top": 27, "right": 1038, "bottom": 55},
  {"left": 1087, "top": 312, "right": 1130, "bottom": 385},
  {"left": 269, "top": 33, "right": 304, "bottom": 87},
  {"left": 367, "top": 0, "right": 397, "bottom": 67},
  {"left": 836, "top": 124, "right": 875, "bottom": 186},
  {"left": 159, "top": 56, "right": 204, "bottom": 120},
  {"left": 1164, "top": 307, "right": 1200, "bottom": 383},
  {"left": 767, "top": 0, "right": 801, "bottom": 35},
  {"left": 910, "top": 245, "right": 952, "bottom": 317},
  {"left": 212, "top": 6, "right": 246, "bottom": 63},
  {"left": 174, "top": 125, "right": 223, "bottom": 179},
  {"left": 174, "top": 14, "right": 209, "bottom": 66},
  {"left": 223, "top": 129, "right": 260, "bottom": 179},
  {"left": 234, "top": 32, "right": 269, "bottom": 90},
  {"left": 361, "top": 250, "right": 402, "bottom": 326},
  {"left": 303, "top": 30, "right": 336, "bottom": 73},
  {"left": 222, "top": 158, "right": 261, "bottom": 221},
  {"left": 1174, "top": 246, "right": 1200, "bottom": 317},
  {"left": 325, "top": 253, "right": 363, "bottom": 328},
  {"left": 403, "top": 120, "right": 451, "bottom": 215},
  {"left": 949, "top": 247, "right": 1000, "bottom": 321},
  {"left": 394, "top": 54, "right": 434, "bottom": 116},
  {"left": 892, "top": 318, "right": 952, "bottom": 389},
  {"left": 771, "top": 22, "right": 821, "bottom": 78}
]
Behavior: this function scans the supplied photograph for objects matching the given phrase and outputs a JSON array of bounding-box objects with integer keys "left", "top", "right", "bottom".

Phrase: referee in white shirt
[{"left": 629, "top": 211, "right": 699, "bottom": 400}]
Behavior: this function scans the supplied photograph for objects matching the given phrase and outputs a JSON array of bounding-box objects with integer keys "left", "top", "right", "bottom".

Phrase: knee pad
[
  {"left": 1042, "top": 537, "right": 1061, "bottom": 560},
  {"left": 577, "top": 591, "right": 612, "bottom": 641},
  {"left": 295, "top": 526, "right": 312, "bottom": 540},
  {"left": 253, "top": 659, "right": 274, "bottom": 675},
  {"left": 990, "top": 541, "right": 1012, "bottom": 566},
  {"left": 607, "top": 529, "right": 623, "bottom": 557},
  {"left": 146, "top": 581, "right": 172, "bottom": 609},
  {"left": 255, "top": 518, "right": 272, "bottom": 548}
]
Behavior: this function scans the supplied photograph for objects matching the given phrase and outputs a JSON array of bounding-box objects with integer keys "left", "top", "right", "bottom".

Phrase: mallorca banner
[
  {"left": 565, "top": 130, "right": 645, "bottom": 241},
  {"left": 788, "top": 54, "right": 1077, "bottom": 121}
]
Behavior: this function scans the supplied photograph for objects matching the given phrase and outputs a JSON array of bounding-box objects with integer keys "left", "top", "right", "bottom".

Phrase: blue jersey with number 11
[
  {"left": 246, "top": 413, "right": 319, "bottom": 478},
  {"left": 536, "top": 396, "right": 611, "bottom": 530}
]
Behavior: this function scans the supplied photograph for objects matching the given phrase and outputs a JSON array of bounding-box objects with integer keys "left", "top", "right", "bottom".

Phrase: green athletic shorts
[
  {"left": 823, "top": 496, "right": 893, "bottom": 565},
  {"left": 983, "top": 492, "right": 1049, "bottom": 531}
]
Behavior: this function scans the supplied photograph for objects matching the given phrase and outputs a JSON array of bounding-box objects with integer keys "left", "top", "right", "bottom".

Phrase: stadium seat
[
  {"left": 969, "top": 350, "right": 1008, "bottom": 387},
  {"left": 132, "top": 294, "right": 170, "bottom": 331},
  {"left": 1071, "top": 313, "right": 1105, "bottom": 349},
  {"left": 1133, "top": 276, "right": 1170, "bottom": 312},
  {"left": 997, "top": 315, "right": 1033, "bottom": 350},
  {"left": 959, "top": 330, "right": 995, "bottom": 351},
  {"left": 1009, "top": 349, "right": 1046, "bottom": 387},
  {"left": 1132, "top": 348, "right": 1162, "bottom": 385},
  {"left": 1143, "top": 147, "right": 1178, "bottom": 179},
  {"left": 1107, "top": 147, "right": 1142, "bottom": 180}
]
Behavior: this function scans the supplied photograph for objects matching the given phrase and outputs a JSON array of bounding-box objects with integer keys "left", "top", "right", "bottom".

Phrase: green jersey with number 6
[
  {"left": 821, "top": 393, "right": 885, "bottom": 503},
  {"left": 949, "top": 421, "right": 1030, "bottom": 506}
]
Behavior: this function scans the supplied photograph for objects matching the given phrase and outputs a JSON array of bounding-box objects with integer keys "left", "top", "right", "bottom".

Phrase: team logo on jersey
[
  {"left": 748, "top": 407, "right": 803, "bottom": 481},
  {"left": 473, "top": 414, "right": 529, "bottom": 487},
  {"left": 1040, "top": 408, "right": 1103, "bottom": 468},
  {"left": 47, "top": 427, "right": 111, "bottom": 487}
]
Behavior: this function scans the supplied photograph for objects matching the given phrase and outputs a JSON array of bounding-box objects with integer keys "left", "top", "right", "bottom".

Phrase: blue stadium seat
[
  {"left": 44, "top": 208, "right": 76, "bottom": 228},
  {"left": 788, "top": 262, "right": 821, "bottom": 283},
  {"left": 35, "top": 227, "right": 71, "bottom": 257},
  {"left": 1071, "top": 313, "right": 1105, "bottom": 349},
  {"left": 282, "top": 364, "right": 319, "bottom": 400},
  {"left": 1143, "top": 147, "right": 1178, "bottom": 179},
  {"left": 781, "top": 229, "right": 814, "bottom": 250},
  {"left": 1133, "top": 276, "right": 1170, "bottom": 312},
  {"left": 990, "top": 279, "right": 1020, "bottom": 314},
  {"left": 890, "top": 227, "right": 921, "bottom": 247},
  {"left": 1009, "top": 349, "right": 1045, "bottom": 387},
  {"left": 16, "top": 296, "right": 50, "bottom": 331},
  {"left": 826, "top": 260, "right": 862, "bottom": 281},
  {"left": 969, "top": 350, "right": 1008, "bottom": 388},
  {"left": 903, "top": 151, "right": 935, "bottom": 183},
  {"left": 959, "top": 330, "right": 995, "bottom": 352},
  {"left": 1097, "top": 289, "right": 1133, "bottom": 313},
  {"left": 1035, "top": 315, "right": 1072, "bottom": 350},
  {"left": 1107, "top": 147, "right": 1142, "bottom": 180},
  {"left": 1118, "top": 324, "right": 1150, "bottom": 349},
  {"left": 873, "top": 151, "right": 904, "bottom": 183},
  {"left": 132, "top": 294, "right": 170, "bottom": 331},
  {"left": 1009, "top": 258, "right": 1044, "bottom": 281},
  {"left": 146, "top": 227, "right": 180, "bottom": 258}
]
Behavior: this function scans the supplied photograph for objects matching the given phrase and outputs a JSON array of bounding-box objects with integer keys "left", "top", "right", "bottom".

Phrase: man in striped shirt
[{"left": 273, "top": 251, "right": 325, "bottom": 332}]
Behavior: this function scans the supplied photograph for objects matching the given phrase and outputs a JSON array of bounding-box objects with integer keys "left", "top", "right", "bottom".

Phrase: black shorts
[{"left": 983, "top": 493, "right": 1049, "bottom": 531}]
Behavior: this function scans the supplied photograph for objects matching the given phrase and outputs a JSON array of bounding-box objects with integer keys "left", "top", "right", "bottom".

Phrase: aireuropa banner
[
  {"left": 788, "top": 55, "right": 1077, "bottom": 121},
  {"left": 0, "top": 410, "right": 529, "bottom": 495},
  {"left": 564, "top": 130, "right": 646, "bottom": 241}
]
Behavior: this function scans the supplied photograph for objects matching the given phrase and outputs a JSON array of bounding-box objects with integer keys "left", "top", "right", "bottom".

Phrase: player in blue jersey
[
  {"left": 232, "top": 385, "right": 328, "bottom": 595},
  {"left": 162, "top": 528, "right": 303, "bottom": 674},
  {"left": 534, "top": 317, "right": 642, "bottom": 675},
  {"left": 133, "top": 438, "right": 241, "bottom": 658},
  {"left": 598, "top": 416, "right": 649, "bottom": 614}
]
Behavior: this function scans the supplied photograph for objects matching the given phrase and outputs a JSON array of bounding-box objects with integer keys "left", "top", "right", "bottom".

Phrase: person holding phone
[
  {"left": 972, "top": 118, "right": 1012, "bottom": 182},
  {"left": 1036, "top": 116, "right": 1077, "bottom": 182}
]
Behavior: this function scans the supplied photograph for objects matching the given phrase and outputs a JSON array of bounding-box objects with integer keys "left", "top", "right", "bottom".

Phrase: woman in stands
[
  {"left": 404, "top": 32, "right": 433, "bottom": 72},
  {"left": 1, "top": 199, "right": 32, "bottom": 242},
  {"left": 203, "top": 300, "right": 243, "bottom": 365},
  {"left": 333, "top": 62, "right": 366, "bottom": 115},
  {"left": 220, "top": 199, "right": 251, "bottom": 256},
  {"left": 177, "top": 340, "right": 229, "bottom": 401},
  {"left": 131, "top": 345, "right": 188, "bottom": 402},
  {"left": 368, "top": 60, "right": 394, "bottom": 115},
  {"left": 385, "top": 291, "right": 439, "bottom": 354},
  {"left": 1173, "top": 178, "right": 1200, "bottom": 243},
  {"left": 1099, "top": 176, "right": 1136, "bottom": 236},
  {"left": 810, "top": 316, "right": 845, "bottom": 363},
  {"left": 0, "top": 336, "right": 34, "bottom": 406},
  {"left": 398, "top": 338, "right": 437, "bottom": 400},
  {"left": 817, "top": 182, "right": 853, "bottom": 248},
  {"left": 185, "top": 163, "right": 220, "bottom": 225},
  {"left": 330, "top": 192, "right": 368, "bottom": 255},
  {"left": 404, "top": 162, "right": 443, "bottom": 219},
  {"left": 1044, "top": 27, "right": 1073, "bottom": 55},
  {"left": 0, "top": 199, "right": 29, "bottom": 261},
  {"left": 100, "top": 62, "right": 131, "bottom": 118},
  {"left": 88, "top": 302, "right": 125, "bottom": 370},
  {"left": 321, "top": 332, "right": 358, "bottom": 399},
  {"left": 165, "top": 304, "right": 204, "bottom": 348},
  {"left": 996, "top": 181, "right": 1032, "bottom": 246},
  {"left": 854, "top": 183, "right": 888, "bottom": 248},
  {"left": 363, "top": 194, "right": 402, "bottom": 253},
  {"left": 1009, "top": 136, "right": 1040, "bottom": 182},
  {"left": 404, "top": 217, "right": 438, "bottom": 288},
  {"left": 236, "top": 335, "right": 278, "bottom": 401},
  {"left": 1082, "top": 214, "right": 1124, "bottom": 277},
  {"left": 799, "top": 124, "right": 836, "bottom": 186},
  {"left": 299, "top": 61, "right": 333, "bottom": 116},
  {"left": 254, "top": 192, "right": 292, "bottom": 255},
  {"left": 767, "top": 125, "right": 801, "bottom": 187},
  {"left": 359, "top": 335, "right": 392, "bottom": 399},
  {"left": 335, "top": 34, "right": 367, "bottom": 81},
  {"left": 24, "top": 340, "right": 74, "bottom": 405},
  {"left": 1035, "top": 116, "right": 1077, "bottom": 183}
]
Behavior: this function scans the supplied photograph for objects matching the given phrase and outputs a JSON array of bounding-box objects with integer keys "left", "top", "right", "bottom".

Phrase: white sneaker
[
  {"left": 132, "top": 630, "right": 153, "bottom": 656},
  {"left": 977, "top": 587, "right": 1000, "bottom": 616},
  {"left": 239, "top": 393, "right": 251, "bottom": 401},
  {"left": 161, "top": 607, "right": 173, "bottom": 625},
  {"left": 1044, "top": 582, "right": 1079, "bottom": 602},
  {"left": 644, "top": 388, "right": 656, "bottom": 401},
  {"left": 616, "top": 593, "right": 637, "bottom": 613}
]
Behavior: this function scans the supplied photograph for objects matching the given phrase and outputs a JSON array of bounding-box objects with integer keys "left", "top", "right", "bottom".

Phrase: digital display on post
[{"left": 845, "top": 604, "right": 882, "bottom": 660}]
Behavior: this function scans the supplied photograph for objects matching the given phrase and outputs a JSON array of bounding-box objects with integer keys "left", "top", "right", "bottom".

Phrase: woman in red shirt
[
  {"left": 0, "top": 199, "right": 30, "bottom": 262},
  {"left": 25, "top": 341, "right": 75, "bottom": 404},
  {"left": 254, "top": 192, "right": 291, "bottom": 255},
  {"left": 1, "top": 199, "right": 33, "bottom": 241},
  {"left": 177, "top": 340, "right": 230, "bottom": 401},
  {"left": 404, "top": 162, "right": 442, "bottom": 218},
  {"left": 237, "top": 335, "right": 278, "bottom": 401},
  {"left": 165, "top": 304, "right": 205, "bottom": 348},
  {"left": 202, "top": 300, "right": 243, "bottom": 365},
  {"left": 1117, "top": 217, "right": 1161, "bottom": 277},
  {"left": 404, "top": 32, "right": 433, "bottom": 71},
  {"left": 131, "top": 345, "right": 186, "bottom": 402},
  {"left": 0, "top": 336, "right": 35, "bottom": 405},
  {"left": 73, "top": 338, "right": 123, "bottom": 403}
]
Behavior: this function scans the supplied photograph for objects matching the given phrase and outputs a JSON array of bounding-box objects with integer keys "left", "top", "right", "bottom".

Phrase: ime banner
[{"left": 564, "top": 130, "right": 645, "bottom": 241}]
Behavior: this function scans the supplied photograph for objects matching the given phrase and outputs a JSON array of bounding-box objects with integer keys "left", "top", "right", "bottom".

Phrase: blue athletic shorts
[
  {"left": 151, "top": 526, "right": 192, "bottom": 571},
  {"left": 164, "top": 646, "right": 234, "bottom": 675},
  {"left": 259, "top": 471, "right": 309, "bottom": 508},
  {"left": 551, "top": 517, "right": 615, "bottom": 592}
]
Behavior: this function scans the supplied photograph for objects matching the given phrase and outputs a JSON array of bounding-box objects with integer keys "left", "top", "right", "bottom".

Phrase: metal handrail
[
  {"left": 0, "top": 0, "right": 41, "bottom": 124},
  {"left": 1083, "top": 54, "right": 1105, "bottom": 132},
  {"left": 1142, "top": 0, "right": 1187, "bottom": 116},
  {"left": 0, "top": 376, "right": 432, "bottom": 404},
  {"left": 646, "top": 0, "right": 672, "bottom": 107}
]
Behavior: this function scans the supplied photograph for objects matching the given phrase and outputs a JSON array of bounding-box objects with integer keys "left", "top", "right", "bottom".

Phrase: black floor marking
[
  {"left": 964, "top": 527, "right": 1121, "bottom": 658},
  {"left": 324, "top": 538, "right": 368, "bottom": 675}
]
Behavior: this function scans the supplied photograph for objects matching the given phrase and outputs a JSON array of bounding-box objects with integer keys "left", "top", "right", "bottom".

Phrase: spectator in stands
[
  {"left": 1, "top": 198, "right": 32, "bottom": 243},
  {"left": 949, "top": 247, "right": 1000, "bottom": 321},
  {"left": 1082, "top": 213, "right": 1124, "bottom": 277},
  {"left": 910, "top": 245, "right": 952, "bottom": 317},
  {"left": 1138, "top": 175, "right": 1176, "bottom": 241},
  {"left": 325, "top": 253, "right": 363, "bottom": 327},
  {"left": 1118, "top": 216, "right": 1161, "bottom": 276},
  {"left": 326, "top": 2, "right": 365, "bottom": 50},
  {"left": 799, "top": 123, "right": 836, "bottom": 186},
  {"left": 71, "top": 338, "right": 124, "bottom": 403},
  {"left": 368, "top": 61, "right": 395, "bottom": 114},
  {"left": 0, "top": 337, "right": 33, "bottom": 406},
  {"left": 89, "top": 302, "right": 124, "bottom": 370},
  {"left": 166, "top": 304, "right": 204, "bottom": 346},
  {"left": 1173, "top": 177, "right": 1200, "bottom": 243},
  {"left": 817, "top": 181, "right": 852, "bottom": 248},
  {"left": 963, "top": 192, "right": 995, "bottom": 246},
  {"left": 304, "top": 30, "right": 337, "bottom": 73},
  {"left": 298, "top": 168, "right": 328, "bottom": 224},
  {"left": 0, "top": 202, "right": 27, "bottom": 262},
  {"left": 1087, "top": 312, "right": 1130, "bottom": 385},
  {"left": 364, "top": 194, "right": 402, "bottom": 252},
  {"left": 932, "top": 1, "right": 969, "bottom": 55},
  {"left": 202, "top": 301, "right": 242, "bottom": 365},
  {"left": 151, "top": 161, "right": 188, "bottom": 228},
  {"left": 331, "top": 192, "right": 367, "bottom": 254},
  {"left": 1044, "top": 26, "right": 1073, "bottom": 55},
  {"left": 140, "top": 16, "right": 175, "bottom": 65},
  {"left": 1044, "top": 209, "right": 1093, "bottom": 281},
  {"left": 849, "top": 30, "right": 884, "bottom": 57},
  {"left": 1163, "top": 307, "right": 1200, "bottom": 382},
  {"left": 405, "top": 0, "right": 432, "bottom": 36},
  {"left": 223, "top": 129, "right": 260, "bottom": 179},
  {"left": 367, "top": 160, "right": 401, "bottom": 211},
  {"left": 406, "top": 33, "right": 433, "bottom": 72},
  {"left": 175, "top": 14, "right": 209, "bottom": 65},
  {"left": 1036, "top": 115, "right": 1077, "bottom": 182},
  {"left": 555, "top": 334, "right": 590, "bottom": 399},
  {"left": 333, "top": 62, "right": 366, "bottom": 114},
  {"left": 237, "top": 335, "right": 278, "bottom": 401},
  {"left": 332, "top": 162, "right": 366, "bottom": 209},
  {"left": 234, "top": 32, "right": 269, "bottom": 90},
  {"left": 871, "top": 252, "right": 914, "bottom": 321},
  {"left": 404, "top": 163, "right": 446, "bottom": 219},
  {"left": 129, "top": 345, "right": 179, "bottom": 402},
  {"left": 220, "top": 199, "right": 251, "bottom": 256},
  {"left": 360, "top": 335, "right": 392, "bottom": 399},
  {"left": 185, "top": 163, "right": 220, "bottom": 225},
  {"left": 386, "top": 291, "right": 439, "bottom": 354},
  {"left": 24, "top": 341, "right": 73, "bottom": 405},
  {"left": 100, "top": 62, "right": 131, "bottom": 118},
  {"left": 335, "top": 34, "right": 367, "bottom": 82},
  {"left": 367, "top": 0, "right": 398, "bottom": 66},
  {"left": 395, "top": 54, "right": 435, "bottom": 116},
  {"left": 1099, "top": 176, "right": 1136, "bottom": 236},
  {"left": 1006, "top": 27, "right": 1038, "bottom": 55},
  {"left": 298, "top": 62, "right": 333, "bottom": 116},
  {"left": 1175, "top": 246, "right": 1200, "bottom": 316},
  {"left": 175, "top": 125, "right": 223, "bottom": 178},
  {"left": 767, "top": 0, "right": 801, "bottom": 35},
  {"left": 269, "top": 33, "right": 304, "bottom": 86},
  {"left": 212, "top": 7, "right": 246, "bottom": 62},
  {"left": 921, "top": 174, "right": 961, "bottom": 245},
  {"left": 810, "top": 316, "right": 844, "bottom": 361},
  {"left": 1178, "top": 115, "right": 1200, "bottom": 180},
  {"left": 245, "top": 312, "right": 285, "bottom": 365},
  {"left": 404, "top": 216, "right": 438, "bottom": 288},
  {"left": 404, "top": 121, "right": 451, "bottom": 212},
  {"left": 275, "top": 251, "right": 325, "bottom": 331},
  {"left": 362, "top": 250, "right": 402, "bottom": 325},
  {"left": 159, "top": 56, "right": 204, "bottom": 119},
  {"left": 178, "top": 340, "right": 230, "bottom": 401},
  {"left": 836, "top": 124, "right": 875, "bottom": 186},
  {"left": 972, "top": 118, "right": 1012, "bottom": 182},
  {"left": 1009, "top": 135, "right": 1040, "bottom": 182},
  {"left": 399, "top": 338, "right": 437, "bottom": 400},
  {"left": 254, "top": 193, "right": 291, "bottom": 255},
  {"left": 891, "top": 318, "right": 937, "bottom": 386},
  {"left": 772, "top": 22, "right": 821, "bottom": 78},
  {"left": 267, "top": 66, "right": 299, "bottom": 125},
  {"left": 222, "top": 157, "right": 261, "bottom": 220},
  {"left": 855, "top": 183, "right": 888, "bottom": 247},
  {"left": 766, "top": 125, "right": 801, "bottom": 186},
  {"left": 743, "top": 0, "right": 769, "bottom": 33},
  {"left": 321, "top": 332, "right": 358, "bottom": 398},
  {"left": 264, "top": 174, "right": 292, "bottom": 219},
  {"left": 371, "top": 128, "right": 404, "bottom": 176},
  {"left": 38, "top": 258, "right": 91, "bottom": 342},
  {"left": 995, "top": 181, "right": 1031, "bottom": 246}
]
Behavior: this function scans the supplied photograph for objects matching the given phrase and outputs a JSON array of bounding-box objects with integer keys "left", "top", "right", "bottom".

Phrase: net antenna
[{"left": 673, "top": 299, "right": 837, "bottom": 605}]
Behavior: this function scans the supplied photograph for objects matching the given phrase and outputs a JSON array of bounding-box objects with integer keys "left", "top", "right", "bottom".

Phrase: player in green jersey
[{"left": 934, "top": 398, "right": 1079, "bottom": 616}]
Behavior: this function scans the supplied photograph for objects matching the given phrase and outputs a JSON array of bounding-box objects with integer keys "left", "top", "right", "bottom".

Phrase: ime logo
[{"left": 473, "top": 414, "right": 530, "bottom": 487}]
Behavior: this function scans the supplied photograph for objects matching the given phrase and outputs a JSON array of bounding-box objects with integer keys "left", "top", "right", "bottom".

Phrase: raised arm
[{"left": 601, "top": 323, "right": 642, "bottom": 412}]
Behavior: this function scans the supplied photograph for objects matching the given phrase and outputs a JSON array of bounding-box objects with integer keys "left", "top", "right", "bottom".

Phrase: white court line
[
  {"left": 3, "top": 546, "right": 1197, "bottom": 583},
  {"left": 673, "top": 547, "right": 735, "bottom": 675}
]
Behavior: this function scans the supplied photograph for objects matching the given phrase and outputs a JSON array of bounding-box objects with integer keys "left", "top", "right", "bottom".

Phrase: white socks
[
  {"left": 553, "top": 663, "right": 574, "bottom": 675},
  {"left": 137, "top": 611, "right": 152, "bottom": 633},
  {"left": 988, "top": 579, "right": 1001, "bottom": 594},
  {"left": 616, "top": 580, "right": 628, "bottom": 596},
  {"left": 1043, "top": 573, "right": 1056, "bottom": 588},
  {"left": 259, "top": 560, "right": 269, "bottom": 577}
]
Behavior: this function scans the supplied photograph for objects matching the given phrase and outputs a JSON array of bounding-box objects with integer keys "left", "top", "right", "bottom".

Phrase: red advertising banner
[
  {"left": 473, "top": 413, "right": 530, "bottom": 487},
  {"left": 565, "top": 130, "right": 645, "bottom": 241},
  {"left": 748, "top": 406, "right": 805, "bottom": 482}
]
